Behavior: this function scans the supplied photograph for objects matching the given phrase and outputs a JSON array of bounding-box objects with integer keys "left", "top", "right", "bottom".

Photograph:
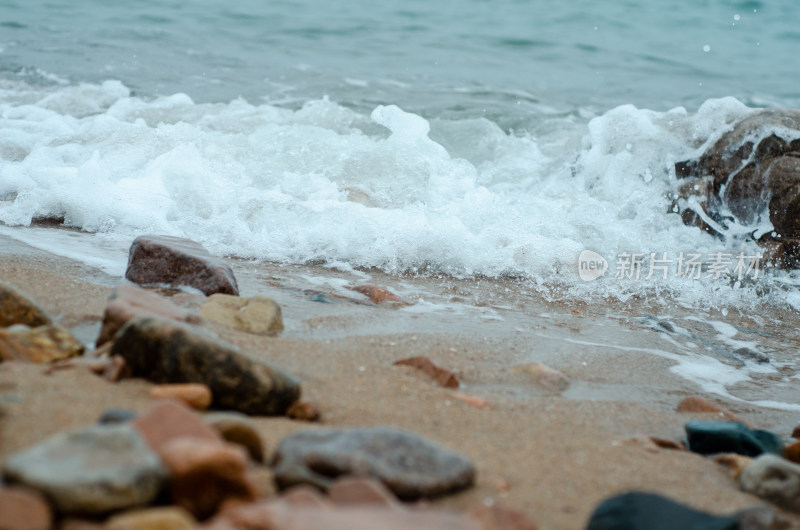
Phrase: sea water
[{"left": 2, "top": 0, "right": 800, "bottom": 311}]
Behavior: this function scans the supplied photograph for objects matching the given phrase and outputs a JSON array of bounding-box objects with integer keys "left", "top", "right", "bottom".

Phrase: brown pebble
[
  {"left": 105, "top": 506, "right": 196, "bottom": 530},
  {"left": 676, "top": 396, "right": 749, "bottom": 426},
  {"left": 0, "top": 486, "right": 52, "bottom": 530},
  {"left": 150, "top": 383, "right": 212, "bottom": 411},
  {"left": 792, "top": 425, "right": 800, "bottom": 439},
  {"left": 784, "top": 439, "right": 800, "bottom": 464},
  {"left": 287, "top": 400, "right": 321, "bottom": 422},
  {"left": 132, "top": 400, "right": 221, "bottom": 458},
  {"left": 160, "top": 437, "right": 257, "bottom": 520},
  {"left": 394, "top": 356, "right": 460, "bottom": 388},
  {"left": 451, "top": 392, "right": 488, "bottom": 409},
  {"left": 204, "top": 412, "right": 265, "bottom": 463},
  {"left": 328, "top": 477, "right": 401, "bottom": 508},
  {"left": 103, "top": 355, "right": 130, "bottom": 382},
  {"left": 346, "top": 284, "right": 406, "bottom": 304},
  {"left": 618, "top": 435, "right": 685, "bottom": 453}
]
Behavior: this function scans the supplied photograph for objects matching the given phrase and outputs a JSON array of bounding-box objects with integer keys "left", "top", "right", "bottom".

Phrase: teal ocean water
[{"left": 1, "top": 0, "right": 800, "bottom": 309}]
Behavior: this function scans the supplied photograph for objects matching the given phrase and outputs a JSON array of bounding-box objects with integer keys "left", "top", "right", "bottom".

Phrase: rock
[
  {"left": 160, "top": 437, "right": 257, "bottom": 520},
  {"left": 468, "top": 504, "right": 539, "bottom": 530},
  {"left": 0, "top": 281, "right": 52, "bottom": 328},
  {"left": 200, "top": 294, "right": 284, "bottom": 335},
  {"left": 677, "top": 396, "right": 748, "bottom": 425},
  {"left": 618, "top": 435, "right": 685, "bottom": 453},
  {"left": 1, "top": 424, "right": 166, "bottom": 516},
  {"left": 203, "top": 412, "right": 265, "bottom": 463},
  {"left": 0, "top": 486, "right": 53, "bottom": 530},
  {"left": 98, "top": 408, "right": 138, "bottom": 425},
  {"left": 685, "top": 420, "right": 784, "bottom": 457},
  {"left": 733, "top": 504, "right": 796, "bottom": 530},
  {"left": 451, "top": 392, "right": 488, "bottom": 409},
  {"left": 328, "top": 477, "right": 400, "bottom": 508},
  {"left": 103, "top": 355, "right": 129, "bottom": 382},
  {"left": 0, "top": 324, "right": 84, "bottom": 363},
  {"left": 784, "top": 439, "right": 800, "bottom": 464},
  {"left": 345, "top": 285, "right": 405, "bottom": 305},
  {"left": 586, "top": 491, "right": 739, "bottom": 530},
  {"left": 96, "top": 284, "right": 202, "bottom": 347},
  {"left": 125, "top": 235, "right": 239, "bottom": 296},
  {"left": 286, "top": 400, "right": 321, "bottom": 422},
  {"left": 394, "top": 356, "right": 459, "bottom": 388},
  {"left": 105, "top": 506, "right": 196, "bottom": 530},
  {"left": 792, "top": 425, "right": 800, "bottom": 439},
  {"left": 150, "top": 383, "right": 212, "bottom": 411},
  {"left": 132, "top": 400, "right": 221, "bottom": 458},
  {"left": 511, "top": 362, "right": 570, "bottom": 392},
  {"left": 674, "top": 110, "right": 800, "bottom": 267},
  {"left": 271, "top": 427, "right": 476, "bottom": 500},
  {"left": 711, "top": 453, "right": 754, "bottom": 479},
  {"left": 111, "top": 315, "right": 300, "bottom": 415},
  {"left": 739, "top": 454, "right": 800, "bottom": 513}
]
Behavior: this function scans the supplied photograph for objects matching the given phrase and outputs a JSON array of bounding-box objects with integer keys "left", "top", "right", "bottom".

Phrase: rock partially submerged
[
  {"left": 125, "top": 235, "right": 239, "bottom": 296},
  {"left": 674, "top": 109, "right": 800, "bottom": 267},
  {"left": 111, "top": 315, "right": 300, "bottom": 415},
  {"left": 271, "top": 427, "right": 475, "bottom": 500},
  {"left": 200, "top": 294, "right": 284, "bottom": 335},
  {"left": 1, "top": 424, "right": 166, "bottom": 516}
]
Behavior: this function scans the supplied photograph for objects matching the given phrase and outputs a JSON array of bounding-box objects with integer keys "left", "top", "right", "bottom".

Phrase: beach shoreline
[{"left": 1, "top": 231, "right": 799, "bottom": 528}]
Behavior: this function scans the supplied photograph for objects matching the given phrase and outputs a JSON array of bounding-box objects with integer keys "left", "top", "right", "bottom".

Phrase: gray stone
[
  {"left": 271, "top": 427, "right": 476, "bottom": 500},
  {"left": 110, "top": 315, "right": 300, "bottom": 416},
  {"left": 1, "top": 424, "right": 166, "bottom": 516},
  {"left": 125, "top": 235, "right": 239, "bottom": 296},
  {"left": 739, "top": 454, "right": 800, "bottom": 513}
]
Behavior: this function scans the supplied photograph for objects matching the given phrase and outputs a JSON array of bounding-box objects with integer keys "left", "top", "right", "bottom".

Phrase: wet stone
[
  {"left": 685, "top": 420, "right": 784, "bottom": 457},
  {"left": 1, "top": 424, "right": 166, "bottom": 516},
  {"left": 0, "top": 281, "right": 52, "bottom": 328},
  {"left": 271, "top": 427, "right": 476, "bottom": 500},
  {"left": 586, "top": 492, "right": 739, "bottom": 530},
  {"left": 739, "top": 454, "right": 800, "bottom": 514},
  {"left": 111, "top": 315, "right": 300, "bottom": 416},
  {"left": 125, "top": 235, "right": 239, "bottom": 296}
]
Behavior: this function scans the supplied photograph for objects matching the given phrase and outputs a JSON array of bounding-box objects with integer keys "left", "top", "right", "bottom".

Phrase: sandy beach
[{"left": 1, "top": 231, "right": 799, "bottom": 529}]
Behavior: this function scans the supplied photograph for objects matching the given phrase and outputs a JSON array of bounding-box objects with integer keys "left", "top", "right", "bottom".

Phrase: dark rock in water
[
  {"left": 739, "top": 454, "right": 800, "bottom": 514},
  {"left": 125, "top": 235, "right": 239, "bottom": 296},
  {"left": 586, "top": 491, "right": 739, "bottom": 530},
  {"left": 1, "top": 424, "right": 166, "bottom": 515},
  {"left": 271, "top": 427, "right": 475, "bottom": 500},
  {"left": 674, "top": 110, "right": 800, "bottom": 267},
  {"left": 685, "top": 420, "right": 783, "bottom": 457},
  {"left": 98, "top": 408, "right": 138, "bottom": 425},
  {"left": 0, "top": 281, "right": 52, "bottom": 328},
  {"left": 96, "top": 283, "right": 202, "bottom": 347},
  {"left": 110, "top": 315, "right": 300, "bottom": 415}
]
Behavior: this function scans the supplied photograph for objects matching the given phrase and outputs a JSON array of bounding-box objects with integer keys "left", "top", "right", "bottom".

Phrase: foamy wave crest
[{"left": 1, "top": 79, "right": 796, "bottom": 308}]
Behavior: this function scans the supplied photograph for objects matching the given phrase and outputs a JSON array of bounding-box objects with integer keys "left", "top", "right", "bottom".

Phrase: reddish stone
[
  {"left": 0, "top": 486, "right": 52, "bottom": 530},
  {"left": 676, "top": 396, "right": 749, "bottom": 426},
  {"left": 96, "top": 284, "right": 202, "bottom": 346},
  {"left": 345, "top": 284, "right": 405, "bottom": 304},
  {"left": 619, "top": 435, "right": 686, "bottom": 453},
  {"left": 150, "top": 383, "right": 212, "bottom": 411},
  {"left": 784, "top": 439, "right": 800, "bottom": 464},
  {"left": 132, "top": 400, "right": 221, "bottom": 457},
  {"left": 204, "top": 413, "right": 265, "bottom": 463},
  {"left": 452, "top": 392, "right": 488, "bottom": 409},
  {"left": 160, "top": 437, "right": 257, "bottom": 520},
  {"left": 394, "top": 356, "right": 459, "bottom": 388},
  {"left": 511, "top": 362, "right": 570, "bottom": 392},
  {"left": 469, "top": 504, "right": 539, "bottom": 530},
  {"left": 328, "top": 477, "right": 400, "bottom": 508},
  {"left": 287, "top": 400, "right": 321, "bottom": 422},
  {"left": 125, "top": 235, "right": 239, "bottom": 296}
]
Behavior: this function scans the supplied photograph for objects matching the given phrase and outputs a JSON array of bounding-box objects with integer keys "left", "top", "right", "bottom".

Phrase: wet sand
[{"left": 1, "top": 231, "right": 799, "bottom": 529}]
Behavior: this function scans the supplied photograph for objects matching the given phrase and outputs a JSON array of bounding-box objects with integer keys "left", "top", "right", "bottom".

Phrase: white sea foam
[{"left": 0, "top": 79, "right": 795, "bottom": 309}]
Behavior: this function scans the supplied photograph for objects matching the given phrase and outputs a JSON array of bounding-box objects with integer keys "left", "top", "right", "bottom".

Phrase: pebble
[
  {"left": 511, "top": 362, "right": 570, "bottom": 392},
  {"left": 1, "top": 424, "right": 166, "bottom": 516},
  {"left": 792, "top": 425, "right": 800, "bottom": 439},
  {"left": 784, "top": 439, "right": 800, "bottom": 464},
  {"left": 200, "top": 294, "right": 284, "bottom": 335},
  {"left": 0, "top": 486, "right": 53, "bottom": 530},
  {"left": 684, "top": 420, "right": 783, "bottom": 457},
  {"left": 677, "top": 396, "right": 748, "bottom": 425},
  {"left": 394, "top": 356, "right": 460, "bottom": 388},
  {"left": 124, "top": 235, "right": 239, "bottom": 296},
  {"left": 111, "top": 315, "right": 301, "bottom": 415},
  {"left": 95, "top": 284, "right": 202, "bottom": 347},
  {"left": 0, "top": 281, "right": 52, "bottom": 328},
  {"left": 149, "top": 383, "right": 212, "bottom": 411},
  {"left": 271, "top": 427, "right": 476, "bottom": 500},
  {"left": 286, "top": 400, "right": 321, "bottom": 422},
  {"left": 132, "top": 400, "right": 221, "bottom": 457},
  {"left": 739, "top": 454, "right": 800, "bottom": 513},
  {"left": 160, "top": 437, "right": 257, "bottom": 520},
  {"left": 105, "top": 506, "right": 196, "bottom": 530},
  {"left": 0, "top": 324, "right": 84, "bottom": 363},
  {"left": 204, "top": 411, "right": 265, "bottom": 463},
  {"left": 586, "top": 492, "right": 739, "bottom": 530},
  {"left": 345, "top": 284, "right": 406, "bottom": 305},
  {"left": 452, "top": 392, "right": 489, "bottom": 409}
]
